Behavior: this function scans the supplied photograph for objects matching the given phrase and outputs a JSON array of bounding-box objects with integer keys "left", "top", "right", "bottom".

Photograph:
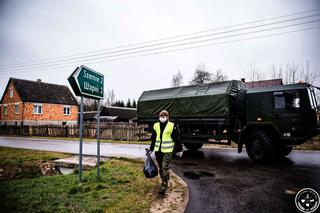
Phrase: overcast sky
[{"left": 0, "top": 0, "right": 319, "bottom": 102}]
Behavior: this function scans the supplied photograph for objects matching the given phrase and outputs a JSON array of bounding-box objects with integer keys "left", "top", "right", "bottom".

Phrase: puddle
[{"left": 183, "top": 170, "right": 215, "bottom": 180}]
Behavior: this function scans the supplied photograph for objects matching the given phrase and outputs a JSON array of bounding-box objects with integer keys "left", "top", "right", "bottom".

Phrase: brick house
[{"left": 0, "top": 78, "right": 79, "bottom": 126}]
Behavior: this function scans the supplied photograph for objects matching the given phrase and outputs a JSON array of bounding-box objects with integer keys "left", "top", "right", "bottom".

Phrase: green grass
[
  {"left": 0, "top": 147, "right": 71, "bottom": 165},
  {"left": 0, "top": 147, "right": 72, "bottom": 180},
  {"left": 0, "top": 147, "right": 157, "bottom": 213}
]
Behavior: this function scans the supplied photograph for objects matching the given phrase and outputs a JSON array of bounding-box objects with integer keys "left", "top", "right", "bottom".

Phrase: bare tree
[
  {"left": 171, "top": 70, "right": 183, "bottom": 87},
  {"left": 269, "top": 64, "right": 283, "bottom": 79},
  {"left": 300, "top": 60, "right": 320, "bottom": 84},
  {"left": 104, "top": 89, "right": 115, "bottom": 106},
  {"left": 83, "top": 97, "right": 97, "bottom": 111},
  {"left": 284, "top": 62, "right": 299, "bottom": 84},
  {"left": 212, "top": 69, "right": 228, "bottom": 82},
  {"left": 189, "top": 63, "right": 212, "bottom": 85},
  {"left": 246, "top": 63, "right": 265, "bottom": 82}
]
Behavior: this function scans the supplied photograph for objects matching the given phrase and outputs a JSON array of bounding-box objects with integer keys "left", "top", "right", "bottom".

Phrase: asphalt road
[
  {"left": 1, "top": 136, "right": 319, "bottom": 213},
  {"left": 172, "top": 149, "right": 320, "bottom": 213},
  {"left": 0, "top": 136, "right": 148, "bottom": 159}
]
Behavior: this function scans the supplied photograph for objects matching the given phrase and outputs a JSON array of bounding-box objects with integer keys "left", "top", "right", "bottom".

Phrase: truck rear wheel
[
  {"left": 245, "top": 129, "right": 276, "bottom": 163},
  {"left": 184, "top": 142, "right": 203, "bottom": 151}
]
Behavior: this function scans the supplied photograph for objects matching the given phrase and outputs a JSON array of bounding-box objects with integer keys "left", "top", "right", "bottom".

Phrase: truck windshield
[{"left": 307, "top": 86, "right": 318, "bottom": 110}]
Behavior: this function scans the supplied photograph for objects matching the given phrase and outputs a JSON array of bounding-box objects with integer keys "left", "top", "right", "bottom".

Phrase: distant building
[
  {"left": 83, "top": 106, "right": 137, "bottom": 123},
  {"left": 241, "top": 78, "right": 283, "bottom": 88},
  {"left": 0, "top": 78, "right": 79, "bottom": 126}
]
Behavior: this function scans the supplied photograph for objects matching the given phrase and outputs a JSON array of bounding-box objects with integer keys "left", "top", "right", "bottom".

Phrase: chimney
[
  {"left": 37, "top": 79, "right": 42, "bottom": 82},
  {"left": 241, "top": 78, "right": 246, "bottom": 83}
]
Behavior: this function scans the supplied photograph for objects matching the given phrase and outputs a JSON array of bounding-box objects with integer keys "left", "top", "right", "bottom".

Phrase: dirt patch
[
  {"left": 150, "top": 170, "right": 189, "bottom": 213},
  {"left": 0, "top": 162, "right": 42, "bottom": 181}
]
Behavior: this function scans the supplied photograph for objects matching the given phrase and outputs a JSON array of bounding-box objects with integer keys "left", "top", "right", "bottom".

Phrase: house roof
[
  {"left": 247, "top": 82, "right": 308, "bottom": 94},
  {"left": 83, "top": 107, "right": 136, "bottom": 121},
  {"left": 245, "top": 79, "right": 283, "bottom": 88},
  {"left": 1, "top": 78, "right": 78, "bottom": 105},
  {"left": 101, "top": 106, "right": 137, "bottom": 120},
  {"left": 83, "top": 111, "right": 97, "bottom": 120}
]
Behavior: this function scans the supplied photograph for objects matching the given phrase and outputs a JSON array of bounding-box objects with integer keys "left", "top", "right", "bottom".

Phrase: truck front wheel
[
  {"left": 245, "top": 129, "right": 276, "bottom": 163},
  {"left": 184, "top": 142, "right": 203, "bottom": 151}
]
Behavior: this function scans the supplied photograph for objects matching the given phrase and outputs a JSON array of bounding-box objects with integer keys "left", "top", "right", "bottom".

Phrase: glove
[{"left": 175, "top": 151, "right": 183, "bottom": 158}]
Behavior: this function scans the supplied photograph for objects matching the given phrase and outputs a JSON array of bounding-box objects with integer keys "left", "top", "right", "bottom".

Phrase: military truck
[{"left": 137, "top": 80, "right": 320, "bottom": 162}]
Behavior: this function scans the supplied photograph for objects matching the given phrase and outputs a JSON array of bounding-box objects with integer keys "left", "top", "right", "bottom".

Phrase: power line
[
  {"left": 4, "top": 26, "right": 320, "bottom": 75},
  {"left": 1, "top": 18, "right": 319, "bottom": 73},
  {"left": 2, "top": 13, "right": 319, "bottom": 70},
  {"left": 1, "top": 8, "right": 320, "bottom": 68}
]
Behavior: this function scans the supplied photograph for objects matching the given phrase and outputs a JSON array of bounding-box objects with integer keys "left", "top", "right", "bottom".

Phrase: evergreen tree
[
  {"left": 132, "top": 99, "right": 137, "bottom": 108},
  {"left": 126, "top": 98, "right": 132, "bottom": 108}
]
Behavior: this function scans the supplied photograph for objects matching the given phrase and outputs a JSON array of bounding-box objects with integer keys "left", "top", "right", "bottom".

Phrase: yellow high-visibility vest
[{"left": 153, "top": 121, "right": 174, "bottom": 153}]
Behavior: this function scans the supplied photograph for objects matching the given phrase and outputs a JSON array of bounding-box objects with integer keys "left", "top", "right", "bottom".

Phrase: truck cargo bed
[{"left": 137, "top": 80, "right": 241, "bottom": 123}]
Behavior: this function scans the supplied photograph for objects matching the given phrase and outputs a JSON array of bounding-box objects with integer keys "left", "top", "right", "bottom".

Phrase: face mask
[{"left": 159, "top": 116, "right": 167, "bottom": 123}]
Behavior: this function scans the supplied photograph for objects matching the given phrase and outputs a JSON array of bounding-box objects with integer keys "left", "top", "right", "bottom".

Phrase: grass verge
[
  {"left": 295, "top": 134, "right": 320, "bottom": 150},
  {"left": 0, "top": 147, "right": 72, "bottom": 180},
  {"left": 0, "top": 147, "right": 157, "bottom": 213}
]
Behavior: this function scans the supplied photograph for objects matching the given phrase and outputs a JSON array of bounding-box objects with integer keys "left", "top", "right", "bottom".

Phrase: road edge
[{"left": 149, "top": 169, "right": 189, "bottom": 213}]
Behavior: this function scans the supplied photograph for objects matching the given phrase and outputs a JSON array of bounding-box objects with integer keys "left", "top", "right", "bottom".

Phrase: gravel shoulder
[{"left": 150, "top": 170, "right": 189, "bottom": 213}]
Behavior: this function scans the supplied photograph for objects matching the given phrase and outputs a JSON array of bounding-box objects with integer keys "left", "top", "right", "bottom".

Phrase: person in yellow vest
[{"left": 148, "top": 110, "right": 179, "bottom": 196}]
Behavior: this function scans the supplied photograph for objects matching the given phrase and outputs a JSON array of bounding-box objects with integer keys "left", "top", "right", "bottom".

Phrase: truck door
[{"left": 272, "top": 90, "right": 303, "bottom": 137}]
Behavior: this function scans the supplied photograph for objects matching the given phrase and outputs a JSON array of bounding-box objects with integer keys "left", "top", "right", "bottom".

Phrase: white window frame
[
  {"left": 33, "top": 104, "right": 43, "bottom": 114},
  {"left": 9, "top": 88, "right": 13, "bottom": 98},
  {"left": 63, "top": 106, "right": 71, "bottom": 115},
  {"left": 3, "top": 105, "right": 7, "bottom": 115},
  {"left": 14, "top": 104, "right": 19, "bottom": 114}
]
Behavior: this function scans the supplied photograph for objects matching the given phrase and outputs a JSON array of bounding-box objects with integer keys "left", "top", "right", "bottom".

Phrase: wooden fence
[{"left": 0, "top": 122, "right": 150, "bottom": 141}]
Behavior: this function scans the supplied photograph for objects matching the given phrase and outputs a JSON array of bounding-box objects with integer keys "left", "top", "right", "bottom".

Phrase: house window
[
  {"left": 3, "top": 105, "right": 7, "bottom": 115},
  {"left": 9, "top": 89, "right": 13, "bottom": 98},
  {"left": 14, "top": 104, "right": 19, "bottom": 114},
  {"left": 63, "top": 106, "right": 71, "bottom": 115},
  {"left": 33, "top": 104, "right": 43, "bottom": 114}
]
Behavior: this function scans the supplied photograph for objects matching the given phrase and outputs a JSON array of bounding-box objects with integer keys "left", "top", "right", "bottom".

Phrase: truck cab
[{"left": 242, "top": 83, "right": 319, "bottom": 161}]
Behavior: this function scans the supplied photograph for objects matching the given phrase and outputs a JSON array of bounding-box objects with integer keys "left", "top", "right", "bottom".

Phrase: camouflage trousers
[{"left": 155, "top": 151, "right": 172, "bottom": 191}]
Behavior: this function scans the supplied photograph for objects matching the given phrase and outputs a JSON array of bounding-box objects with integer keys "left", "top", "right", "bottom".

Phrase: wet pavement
[
  {"left": 1, "top": 136, "right": 319, "bottom": 212},
  {"left": 172, "top": 149, "right": 320, "bottom": 213},
  {"left": 0, "top": 136, "right": 149, "bottom": 159}
]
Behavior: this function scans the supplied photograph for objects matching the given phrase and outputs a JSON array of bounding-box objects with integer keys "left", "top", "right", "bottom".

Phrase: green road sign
[{"left": 68, "top": 65, "right": 104, "bottom": 99}]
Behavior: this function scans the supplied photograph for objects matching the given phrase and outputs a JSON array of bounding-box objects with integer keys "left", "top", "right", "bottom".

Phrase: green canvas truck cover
[{"left": 138, "top": 80, "right": 240, "bottom": 120}]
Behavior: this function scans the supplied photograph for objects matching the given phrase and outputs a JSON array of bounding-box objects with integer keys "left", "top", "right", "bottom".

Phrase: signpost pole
[
  {"left": 68, "top": 65, "right": 104, "bottom": 184},
  {"left": 79, "top": 96, "right": 84, "bottom": 186},
  {"left": 96, "top": 99, "right": 101, "bottom": 179}
]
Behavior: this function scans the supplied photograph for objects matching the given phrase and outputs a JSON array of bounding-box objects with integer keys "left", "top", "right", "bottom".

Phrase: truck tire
[
  {"left": 245, "top": 129, "right": 276, "bottom": 163},
  {"left": 184, "top": 142, "right": 203, "bottom": 151},
  {"left": 278, "top": 145, "right": 293, "bottom": 157}
]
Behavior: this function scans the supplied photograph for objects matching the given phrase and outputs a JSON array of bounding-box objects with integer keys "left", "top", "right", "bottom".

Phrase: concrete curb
[
  {"left": 150, "top": 169, "right": 189, "bottom": 213},
  {"left": 171, "top": 170, "right": 190, "bottom": 212}
]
